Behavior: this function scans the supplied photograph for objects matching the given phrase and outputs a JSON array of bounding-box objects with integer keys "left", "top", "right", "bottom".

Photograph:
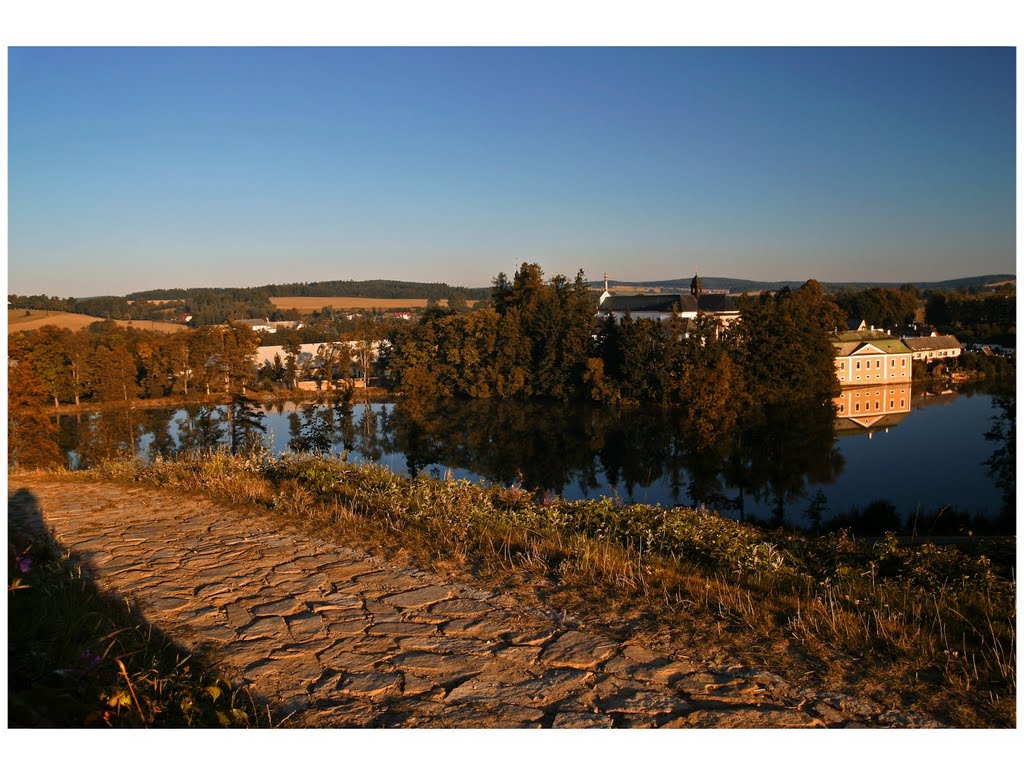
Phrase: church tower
[
  {"left": 599, "top": 272, "right": 612, "bottom": 305},
  {"left": 690, "top": 270, "right": 702, "bottom": 311}
]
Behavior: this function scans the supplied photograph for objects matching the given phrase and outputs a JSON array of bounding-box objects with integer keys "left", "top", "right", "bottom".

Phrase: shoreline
[{"left": 44, "top": 386, "right": 401, "bottom": 416}]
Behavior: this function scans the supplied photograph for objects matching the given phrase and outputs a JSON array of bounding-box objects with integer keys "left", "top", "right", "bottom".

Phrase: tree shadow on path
[{"left": 8, "top": 487, "right": 277, "bottom": 728}]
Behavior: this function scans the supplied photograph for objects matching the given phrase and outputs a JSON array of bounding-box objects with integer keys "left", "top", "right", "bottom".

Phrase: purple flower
[
  {"left": 16, "top": 555, "right": 32, "bottom": 574},
  {"left": 81, "top": 651, "right": 101, "bottom": 673}
]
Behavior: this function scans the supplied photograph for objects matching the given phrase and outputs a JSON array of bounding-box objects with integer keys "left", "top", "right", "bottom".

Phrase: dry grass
[
  {"left": 270, "top": 296, "right": 475, "bottom": 312},
  {"left": 7, "top": 309, "right": 187, "bottom": 333}
]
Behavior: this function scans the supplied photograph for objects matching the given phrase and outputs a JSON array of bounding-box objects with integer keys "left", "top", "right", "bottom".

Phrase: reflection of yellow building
[
  {"left": 833, "top": 333, "right": 913, "bottom": 386},
  {"left": 834, "top": 384, "right": 912, "bottom": 434}
]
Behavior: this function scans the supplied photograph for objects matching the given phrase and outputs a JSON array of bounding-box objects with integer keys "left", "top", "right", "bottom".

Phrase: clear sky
[{"left": 7, "top": 46, "right": 1017, "bottom": 297}]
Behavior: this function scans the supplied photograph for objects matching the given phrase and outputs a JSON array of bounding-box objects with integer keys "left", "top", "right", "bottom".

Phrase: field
[
  {"left": 270, "top": 296, "right": 473, "bottom": 312},
  {"left": 7, "top": 309, "right": 187, "bottom": 334}
]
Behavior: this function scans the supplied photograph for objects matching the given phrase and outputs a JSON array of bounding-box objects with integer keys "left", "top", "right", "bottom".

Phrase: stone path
[{"left": 8, "top": 476, "right": 942, "bottom": 728}]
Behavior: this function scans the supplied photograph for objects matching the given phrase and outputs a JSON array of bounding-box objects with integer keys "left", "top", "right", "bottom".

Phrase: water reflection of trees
[
  {"left": 383, "top": 398, "right": 844, "bottom": 523},
  {"left": 57, "top": 396, "right": 845, "bottom": 524},
  {"left": 983, "top": 390, "right": 1015, "bottom": 526}
]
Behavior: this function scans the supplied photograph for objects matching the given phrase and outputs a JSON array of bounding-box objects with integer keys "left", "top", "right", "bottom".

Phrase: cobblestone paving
[{"left": 9, "top": 477, "right": 943, "bottom": 729}]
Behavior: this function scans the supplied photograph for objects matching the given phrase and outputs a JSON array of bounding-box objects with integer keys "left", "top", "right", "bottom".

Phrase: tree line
[
  {"left": 8, "top": 289, "right": 277, "bottom": 328},
  {"left": 924, "top": 290, "right": 1016, "bottom": 344},
  {"left": 385, "top": 263, "right": 846, "bottom": 443}
]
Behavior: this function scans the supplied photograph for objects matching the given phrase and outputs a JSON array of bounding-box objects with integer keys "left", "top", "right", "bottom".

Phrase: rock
[
  {"left": 252, "top": 598, "right": 304, "bottom": 616},
  {"left": 287, "top": 611, "right": 325, "bottom": 640},
  {"left": 597, "top": 688, "right": 690, "bottom": 716},
  {"left": 367, "top": 621, "right": 438, "bottom": 637},
  {"left": 339, "top": 671, "right": 403, "bottom": 698},
  {"left": 552, "top": 712, "right": 615, "bottom": 729},
  {"left": 382, "top": 585, "right": 453, "bottom": 609},
  {"left": 429, "top": 598, "right": 496, "bottom": 616},
  {"left": 540, "top": 630, "right": 619, "bottom": 669},
  {"left": 238, "top": 616, "right": 289, "bottom": 640}
]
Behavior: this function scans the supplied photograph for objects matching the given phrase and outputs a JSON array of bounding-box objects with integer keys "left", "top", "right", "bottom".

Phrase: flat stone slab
[
  {"left": 316, "top": 641, "right": 383, "bottom": 672},
  {"left": 598, "top": 687, "right": 690, "bottom": 715},
  {"left": 445, "top": 667, "right": 588, "bottom": 707},
  {"left": 238, "top": 616, "right": 290, "bottom": 640},
  {"left": 252, "top": 598, "right": 305, "bottom": 616},
  {"left": 311, "top": 593, "right": 365, "bottom": 612},
  {"left": 540, "top": 630, "right": 619, "bottom": 669},
  {"left": 287, "top": 611, "right": 326, "bottom": 640},
  {"left": 326, "top": 618, "right": 371, "bottom": 637},
  {"left": 149, "top": 596, "right": 193, "bottom": 613},
  {"left": 430, "top": 598, "right": 496, "bottom": 616},
  {"left": 368, "top": 621, "right": 438, "bottom": 637},
  {"left": 339, "top": 672, "right": 403, "bottom": 698},
  {"left": 389, "top": 651, "right": 487, "bottom": 678},
  {"left": 350, "top": 570, "right": 424, "bottom": 592},
  {"left": 552, "top": 712, "right": 615, "bottom": 729},
  {"left": 382, "top": 586, "right": 453, "bottom": 609}
]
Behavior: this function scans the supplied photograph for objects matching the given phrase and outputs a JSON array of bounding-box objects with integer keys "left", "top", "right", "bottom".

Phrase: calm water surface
[{"left": 58, "top": 386, "right": 1013, "bottom": 532}]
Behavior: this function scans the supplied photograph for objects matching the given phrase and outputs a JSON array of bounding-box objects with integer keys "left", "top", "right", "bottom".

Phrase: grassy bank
[
  {"left": 8, "top": 493, "right": 273, "bottom": 728},
  {"left": 34, "top": 449, "right": 1016, "bottom": 727}
]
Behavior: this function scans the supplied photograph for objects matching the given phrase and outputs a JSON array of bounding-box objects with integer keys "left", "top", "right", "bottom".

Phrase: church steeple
[{"left": 599, "top": 272, "right": 612, "bottom": 306}]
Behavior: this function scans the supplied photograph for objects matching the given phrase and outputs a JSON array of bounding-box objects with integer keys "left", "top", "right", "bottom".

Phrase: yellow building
[{"left": 833, "top": 332, "right": 913, "bottom": 386}]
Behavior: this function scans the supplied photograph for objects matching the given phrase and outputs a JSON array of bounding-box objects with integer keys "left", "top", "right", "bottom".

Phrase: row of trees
[
  {"left": 7, "top": 288, "right": 278, "bottom": 327},
  {"left": 8, "top": 315, "right": 389, "bottom": 428},
  {"left": 829, "top": 284, "right": 1017, "bottom": 345},
  {"left": 7, "top": 320, "right": 296, "bottom": 467},
  {"left": 8, "top": 321, "right": 260, "bottom": 411},
  {"left": 831, "top": 286, "right": 920, "bottom": 330},
  {"left": 385, "top": 264, "right": 846, "bottom": 443},
  {"left": 924, "top": 290, "right": 1016, "bottom": 343}
]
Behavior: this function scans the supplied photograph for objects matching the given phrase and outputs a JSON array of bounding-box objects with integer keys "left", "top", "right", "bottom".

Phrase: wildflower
[
  {"left": 81, "top": 650, "right": 101, "bottom": 674},
  {"left": 15, "top": 554, "right": 32, "bottom": 575}
]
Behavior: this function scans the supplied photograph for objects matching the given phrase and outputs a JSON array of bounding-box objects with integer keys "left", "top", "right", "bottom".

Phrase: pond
[{"left": 56, "top": 384, "right": 1014, "bottom": 534}]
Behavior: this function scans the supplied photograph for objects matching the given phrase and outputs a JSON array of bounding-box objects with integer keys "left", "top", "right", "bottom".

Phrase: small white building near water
[
  {"left": 901, "top": 334, "right": 963, "bottom": 362},
  {"left": 255, "top": 340, "right": 387, "bottom": 371},
  {"left": 236, "top": 318, "right": 304, "bottom": 334}
]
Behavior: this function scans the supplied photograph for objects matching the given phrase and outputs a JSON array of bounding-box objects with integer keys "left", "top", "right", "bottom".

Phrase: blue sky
[{"left": 7, "top": 46, "right": 1017, "bottom": 296}]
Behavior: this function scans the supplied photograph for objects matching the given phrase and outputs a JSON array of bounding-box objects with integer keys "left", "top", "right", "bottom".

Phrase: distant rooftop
[
  {"left": 598, "top": 293, "right": 739, "bottom": 314},
  {"left": 902, "top": 335, "right": 962, "bottom": 351},
  {"left": 833, "top": 336, "right": 911, "bottom": 356}
]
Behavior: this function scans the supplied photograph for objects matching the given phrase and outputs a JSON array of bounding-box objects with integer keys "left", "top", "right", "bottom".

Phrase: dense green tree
[
  {"left": 673, "top": 313, "right": 745, "bottom": 445},
  {"left": 735, "top": 280, "right": 845, "bottom": 407},
  {"left": 833, "top": 286, "right": 919, "bottom": 330}
]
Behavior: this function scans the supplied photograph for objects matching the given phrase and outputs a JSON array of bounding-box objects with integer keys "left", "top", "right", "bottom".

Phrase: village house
[
  {"left": 595, "top": 273, "right": 741, "bottom": 328},
  {"left": 235, "top": 318, "right": 304, "bottom": 334},
  {"left": 833, "top": 332, "right": 913, "bottom": 386},
  {"left": 901, "top": 333, "right": 963, "bottom": 362},
  {"left": 255, "top": 340, "right": 386, "bottom": 389}
]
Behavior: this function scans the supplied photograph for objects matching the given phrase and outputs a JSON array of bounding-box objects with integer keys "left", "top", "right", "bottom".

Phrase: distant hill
[
  {"left": 590, "top": 274, "right": 1016, "bottom": 294},
  {"left": 127, "top": 279, "right": 489, "bottom": 301}
]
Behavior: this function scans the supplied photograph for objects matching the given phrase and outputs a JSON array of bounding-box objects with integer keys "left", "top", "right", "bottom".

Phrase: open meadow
[{"left": 7, "top": 309, "right": 187, "bottom": 333}]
